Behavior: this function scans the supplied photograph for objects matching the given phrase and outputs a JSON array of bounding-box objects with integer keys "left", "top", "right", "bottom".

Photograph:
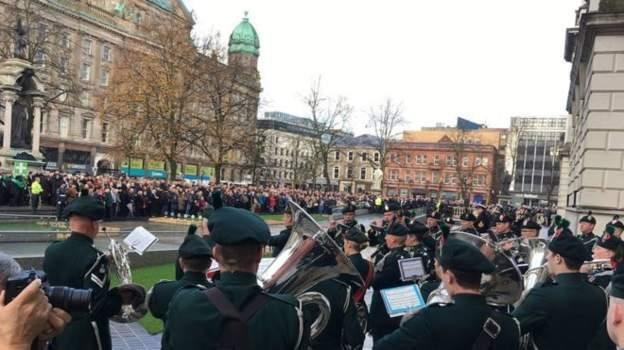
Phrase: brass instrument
[
  {"left": 259, "top": 200, "right": 363, "bottom": 339},
  {"left": 582, "top": 259, "right": 612, "bottom": 274},
  {"left": 107, "top": 237, "right": 148, "bottom": 323}
]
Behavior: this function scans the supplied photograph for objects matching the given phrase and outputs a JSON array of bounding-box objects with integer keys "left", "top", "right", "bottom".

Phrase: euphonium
[
  {"left": 259, "top": 200, "right": 363, "bottom": 339},
  {"left": 108, "top": 238, "right": 148, "bottom": 323}
]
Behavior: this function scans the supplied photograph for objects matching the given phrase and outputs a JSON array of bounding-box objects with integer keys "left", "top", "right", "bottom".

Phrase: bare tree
[
  {"left": 506, "top": 123, "right": 526, "bottom": 192},
  {"left": 186, "top": 37, "right": 260, "bottom": 184},
  {"left": 303, "top": 77, "right": 352, "bottom": 190},
  {"left": 290, "top": 135, "right": 315, "bottom": 187},
  {"left": 447, "top": 130, "right": 490, "bottom": 208},
  {"left": 366, "top": 98, "right": 405, "bottom": 191},
  {"left": 99, "top": 18, "right": 200, "bottom": 180}
]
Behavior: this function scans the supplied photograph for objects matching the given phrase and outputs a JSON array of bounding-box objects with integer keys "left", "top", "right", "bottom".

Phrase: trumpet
[
  {"left": 107, "top": 237, "right": 148, "bottom": 323},
  {"left": 582, "top": 259, "right": 612, "bottom": 274}
]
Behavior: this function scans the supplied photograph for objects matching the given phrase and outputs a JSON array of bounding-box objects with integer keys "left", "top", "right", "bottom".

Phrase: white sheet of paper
[
  {"left": 123, "top": 226, "right": 158, "bottom": 255},
  {"left": 380, "top": 285, "right": 426, "bottom": 318},
  {"left": 398, "top": 257, "right": 426, "bottom": 281}
]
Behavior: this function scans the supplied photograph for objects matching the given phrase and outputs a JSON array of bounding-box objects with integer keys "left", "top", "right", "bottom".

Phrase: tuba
[
  {"left": 108, "top": 237, "right": 148, "bottom": 323},
  {"left": 258, "top": 200, "right": 364, "bottom": 339}
]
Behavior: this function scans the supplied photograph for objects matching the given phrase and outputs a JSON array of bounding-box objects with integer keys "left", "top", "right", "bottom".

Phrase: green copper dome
[{"left": 228, "top": 12, "right": 260, "bottom": 57}]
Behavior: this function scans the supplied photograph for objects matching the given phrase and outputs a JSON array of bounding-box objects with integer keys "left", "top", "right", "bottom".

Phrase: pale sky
[{"left": 183, "top": 0, "right": 581, "bottom": 135}]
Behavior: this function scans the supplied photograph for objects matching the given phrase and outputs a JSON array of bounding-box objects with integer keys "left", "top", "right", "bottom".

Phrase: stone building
[
  {"left": 384, "top": 139, "right": 496, "bottom": 203},
  {"left": 559, "top": 0, "right": 624, "bottom": 230},
  {"left": 506, "top": 116, "right": 567, "bottom": 206},
  {"left": 327, "top": 134, "right": 380, "bottom": 193},
  {"left": 0, "top": 0, "right": 260, "bottom": 182},
  {"left": 256, "top": 111, "right": 318, "bottom": 186}
]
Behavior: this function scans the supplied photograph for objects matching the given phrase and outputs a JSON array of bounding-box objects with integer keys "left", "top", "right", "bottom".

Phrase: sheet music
[
  {"left": 123, "top": 226, "right": 158, "bottom": 255},
  {"left": 398, "top": 257, "right": 426, "bottom": 281},
  {"left": 380, "top": 285, "right": 426, "bottom": 318}
]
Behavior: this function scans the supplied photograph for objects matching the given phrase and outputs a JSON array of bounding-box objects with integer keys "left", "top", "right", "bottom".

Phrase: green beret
[
  {"left": 496, "top": 214, "right": 512, "bottom": 224},
  {"left": 341, "top": 205, "right": 356, "bottom": 214},
  {"left": 384, "top": 202, "right": 400, "bottom": 212},
  {"left": 343, "top": 226, "right": 368, "bottom": 243},
  {"left": 386, "top": 222, "right": 408, "bottom": 237},
  {"left": 580, "top": 211, "right": 596, "bottom": 225},
  {"left": 208, "top": 207, "right": 270, "bottom": 245},
  {"left": 408, "top": 222, "right": 427, "bottom": 237},
  {"left": 438, "top": 238, "right": 495, "bottom": 273},
  {"left": 460, "top": 212, "right": 477, "bottom": 221},
  {"left": 611, "top": 272, "right": 624, "bottom": 298},
  {"left": 427, "top": 211, "right": 441, "bottom": 220},
  {"left": 62, "top": 196, "right": 105, "bottom": 220},
  {"left": 553, "top": 215, "right": 562, "bottom": 225},
  {"left": 557, "top": 218, "right": 570, "bottom": 230},
  {"left": 178, "top": 225, "right": 212, "bottom": 258},
  {"left": 548, "top": 234, "right": 586, "bottom": 261},
  {"left": 522, "top": 220, "right": 541, "bottom": 230},
  {"left": 597, "top": 226, "right": 621, "bottom": 252}
]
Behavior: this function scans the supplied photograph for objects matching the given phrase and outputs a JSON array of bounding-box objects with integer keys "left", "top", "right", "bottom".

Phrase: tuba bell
[
  {"left": 258, "top": 200, "right": 364, "bottom": 339},
  {"left": 108, "top": 237, "right": 148, "bottom": 323}
]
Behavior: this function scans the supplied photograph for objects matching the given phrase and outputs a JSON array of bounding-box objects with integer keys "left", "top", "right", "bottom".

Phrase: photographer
[{"left": 0, "top": 253, "right": 71, "bottom": 350}]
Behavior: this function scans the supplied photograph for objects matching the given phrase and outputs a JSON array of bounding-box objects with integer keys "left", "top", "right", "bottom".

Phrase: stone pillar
[
  {"left": 1, "top": 91, "right": 16, "bottom": 151},
  {"left": 58, "top": 142, "right": 65, "bottom": 170},
  {"left": 31, "top": 97, "right": 43, "bottom": 157}
]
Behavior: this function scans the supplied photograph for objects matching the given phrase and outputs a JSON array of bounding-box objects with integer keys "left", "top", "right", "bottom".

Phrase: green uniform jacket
[
  {"left": 512, "top": 273, "right": 607, "bottom": 350},
  {"left": 43, "top": 233, "right": 122, "bottom": 350},
  {"left": 308, "top": 279, "right": 365, "bottom": 350},
  {"left": 163, "top": 271, "right": 307, "bottom": 350},
  {"left": 148, "top": 271, "right": 213, "bottom": 325},
  {"left": 268, "top": 226, "right": 292, "bottom": 257},
  {"left": 373, "top": 294, "right": 520, "bottom": 350},
  {"left": 370, "top": 247, "right": 411, "bottom": 340}
]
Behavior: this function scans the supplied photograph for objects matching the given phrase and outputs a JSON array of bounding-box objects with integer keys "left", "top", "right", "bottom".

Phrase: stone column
[
  {"left": 58, "top": 142, "right": 65, "bottom": 170},
  {"left": 31, "top": 97, "right": 43, "bottom": 157},
  {"left": 1, "top": 91, "right": 16, "bottom": 151}
]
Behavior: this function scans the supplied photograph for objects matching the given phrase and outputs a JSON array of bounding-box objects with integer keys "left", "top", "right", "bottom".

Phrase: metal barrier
[{"left": 0, "top": 213, "right": 57, "bottom": 221}]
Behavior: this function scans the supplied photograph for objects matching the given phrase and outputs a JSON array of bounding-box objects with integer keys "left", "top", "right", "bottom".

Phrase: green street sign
[{"left": 13, "top": 160, "right": 28, "bottom": 177}]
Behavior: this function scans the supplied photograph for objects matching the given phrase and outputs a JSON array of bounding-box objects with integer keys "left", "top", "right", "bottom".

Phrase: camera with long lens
[{"left": 5, "top": 270, "right": 92, "bottom": 312}]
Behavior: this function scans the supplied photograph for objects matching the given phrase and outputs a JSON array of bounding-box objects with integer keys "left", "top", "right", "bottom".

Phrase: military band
[{"left": 40, "top": 193, "right": 624, "bottom": 350}]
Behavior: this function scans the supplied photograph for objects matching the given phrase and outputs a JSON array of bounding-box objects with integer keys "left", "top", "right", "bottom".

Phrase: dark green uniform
[
  {"left": 148, "top": 271, "right": 213, "bottom": 324},
  {"left": 374, "top": 294, "right": 520, "bottom": 350},
  {"left": 513, "top": 273, "right": 607, "bottom": 349},
  {"left": 44, "top": 233, "right": 122, "bottom": 350},
  {"left": 348, "top": 253, "right": 372, "bottom": 284},
  {"left": 268, "top": 226, "right": 292, "bottom": 257},
  {"left": 579, "top": 232, "right": 598, "bottom": 261},
  {"left": 308, "top": 279, "right": 365, "bottom": 350},
  {"left": 163, "top": 272, "right": 306, "bottom": 350}
]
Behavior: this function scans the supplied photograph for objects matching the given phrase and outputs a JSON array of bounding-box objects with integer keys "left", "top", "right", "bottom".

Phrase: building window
[
  {"left": 333, "top": 167, "right": 340, "bottom": 179},
  {"left": 389, "top": 169, "right": 399, "bottom": 180},
  {"left": 60, "top": 32, "right": 71, "bottom": 49},
  {"left": 276, "top": 136, "right": 280, "bottom": 143},
  {"left": 347, "top": 167, "right": 353, "bottom": 179},
  {"left": 433, "top": 155, "right": 440, "bottom": 166},
  {"left": 285, "top": 160, "right": 289, "bottom": 168},
  {"left": 274, "top": 147, "right": 278, "bottom": 155},
  {"left": 59, "top": 58, "right": 69, "bottom": 75},
  {"left": 80, "top": 92, "right": 90, "bottom": 107},
  {"left": 405, "top": 154, "right": 411, "bottom": 164},
  {"left": 374, "top": 152, "right": 380, "bottom": 162},
  {"left": 81, "top": 118, "right": 93, "bottom": 139},
  {"left": 361, "top": 153, "right": 367, "bottom": 161},
  {"left": 432, "top": 171, "right": 439, "bottom": 184},
  {"left": 360, "top": 167, "right": 366, "bottom": 180},
  {"left": 335, "top": 151, "right": 340, "bottom": 161},
  {"left": 101, "top": 45, "right": 112, "bottom": 62},
  {"left": 279, "top": 159, "right": 283, "bottom": 167},
  {"left": 79, "top": 63, "right": 91, "bottom": 82},
  {"left": 446, "top": 156, "right": 456, "bottom": 167},
  {"left": 280, "top": 148, "right": 284, "bottom": 156},
  {"left": 101, "top": 122, "right": 109, "bottom": 143},
  {"left": 82, "top": 38, "right": 93, "bottom": 55},
  {"left": 59, "top": 115, "right": 70, "bottom": 137},
  {"left": 475, "top": 157, "right": 482, "bottom": 166},
  {"left": 34, "top": 50, "right": 47, "bottom": 66},
  {"left": 348, "top": 151, "right": 353, "bottom": 161},
  {"left": 99, "top": 69, "right": 110, "bottom": 86},
  {"left": 462, "top": 156, "right": 469, "bottom": 167},
  {"left": 482, "top": 157, "right": 489, "bottom": 167}
]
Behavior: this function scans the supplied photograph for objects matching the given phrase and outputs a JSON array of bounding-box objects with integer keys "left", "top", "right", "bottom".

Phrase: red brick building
[{"left": 384, "top": 140, "right": 497, "bottom": 204}]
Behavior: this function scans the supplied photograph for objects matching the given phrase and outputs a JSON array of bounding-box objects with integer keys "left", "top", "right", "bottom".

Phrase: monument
[{"left": 0, "top": 18, "right": 46, "bottom": 172}]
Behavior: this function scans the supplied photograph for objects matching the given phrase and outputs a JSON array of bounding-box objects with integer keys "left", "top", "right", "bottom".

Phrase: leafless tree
[
  {"left": 366, "top": 98, "right": 405, "bottom": 191},
  {"left": 507, "top": 123, "right": 526, "bottom": 192},
  {"left": 303, "top": 77, "right": 352, "bottom": 190},
  {"left": 448, "top": 130, "right": 490, "bottom": 208}
]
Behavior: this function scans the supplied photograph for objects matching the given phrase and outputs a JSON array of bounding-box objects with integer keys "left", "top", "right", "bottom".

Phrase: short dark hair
[
  {"left": 217, "top": 241, "right": 263, "bottom": 270},
  {"left": 446, "top": 267, "right": 482, "bottom": 290},
  {"left": 563, "top": 257, "right": 583, "bottom": 270},
  {"left": 181, "top": 256, "right": 213, "bottom": 272}
]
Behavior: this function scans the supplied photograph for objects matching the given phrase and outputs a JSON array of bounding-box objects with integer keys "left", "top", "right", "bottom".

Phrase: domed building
[{"left": 228, "top": 11, "right": 260, "bottom": 70}]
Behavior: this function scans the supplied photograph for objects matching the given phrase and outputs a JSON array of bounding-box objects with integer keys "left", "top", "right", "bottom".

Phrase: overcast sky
[{"left": 183, "top": 0, "right": 581, "bottom": 135}]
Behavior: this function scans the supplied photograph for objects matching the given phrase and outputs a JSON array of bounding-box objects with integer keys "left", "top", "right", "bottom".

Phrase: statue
[
  {"left": 11, "top": 97, "right": 30, "bottom": 149},
  {"left": 372, "top": 168, "right": 383, "bottom": 190},
  {"left": 14, "top": 18, "right": 27, "bottom": 59}
]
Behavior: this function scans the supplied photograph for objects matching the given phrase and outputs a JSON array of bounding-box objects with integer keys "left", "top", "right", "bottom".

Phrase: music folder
[
  {"left": 398, "top": 257, "right": 426, "bottom": 281},
  {"left": 380, "top": 284, "right": 426, "bottom": 318},
  {"left": 123, "top": 226, "right": 159, "bottom": 255}
]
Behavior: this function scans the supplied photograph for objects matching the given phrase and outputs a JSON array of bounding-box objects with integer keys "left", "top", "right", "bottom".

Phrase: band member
[
  {"left": 489, "top": 214, "right": 516, "bottom": 243},
  {"left": 343, "top": 226, "right": 373, "bottom": 298},
  {"left": 521, "top": 220, "right": 541, "bottom": 239},
  {"left": 513, "top": 232, "right": 607, "bottom": 350},
  {"left": 369, "top": 203, "right": 400, "bottom": 262},
  {"left": 373, "top": 238, "right": 520, "bottom": 349},
  {"left": 579, "top": 211, "right": 598, "bottom": 261},
  {"left": 547, "top": 215, "right": 562, "bottom": 237},
  {"left": 459, "top": 211, "right": 479, "bottom": 235},
  {"left": 370, "top": 223, "right": 411, "bottom": 343},
  {"left": 512, "top": 206, "right": 529, "bottom": 236},
  {"left": 268, "top": 209, "right": 293, "bottom": 257},
  {"left": 163, "top": 206, "right": 308, "bottom": 350},
  {"left": 44, "top": 196, "right": 141, "bottom": 350},
  {"left": 328, "top": 205, "right": 358, "bottom": 247},
  {"left": 425, "top": 211, "right": 441, "bottom": 238},
  {"left": 474, "top": 203, "right": 490, "bottom": 234},
  {"left": 404, "top": 222, "right": 433, "bottom": 280},
  {"left": 587, "top": 225, "right": 622, "bottom": 288},
  {"left": 609, "top": 216, "right": 624, "bottom": 238},
  {"left": 607, "top": 270, "right": 624, "bottom": 347},
  {"left": 148, "top": 225, "right": 213, "bottom": 326}
]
